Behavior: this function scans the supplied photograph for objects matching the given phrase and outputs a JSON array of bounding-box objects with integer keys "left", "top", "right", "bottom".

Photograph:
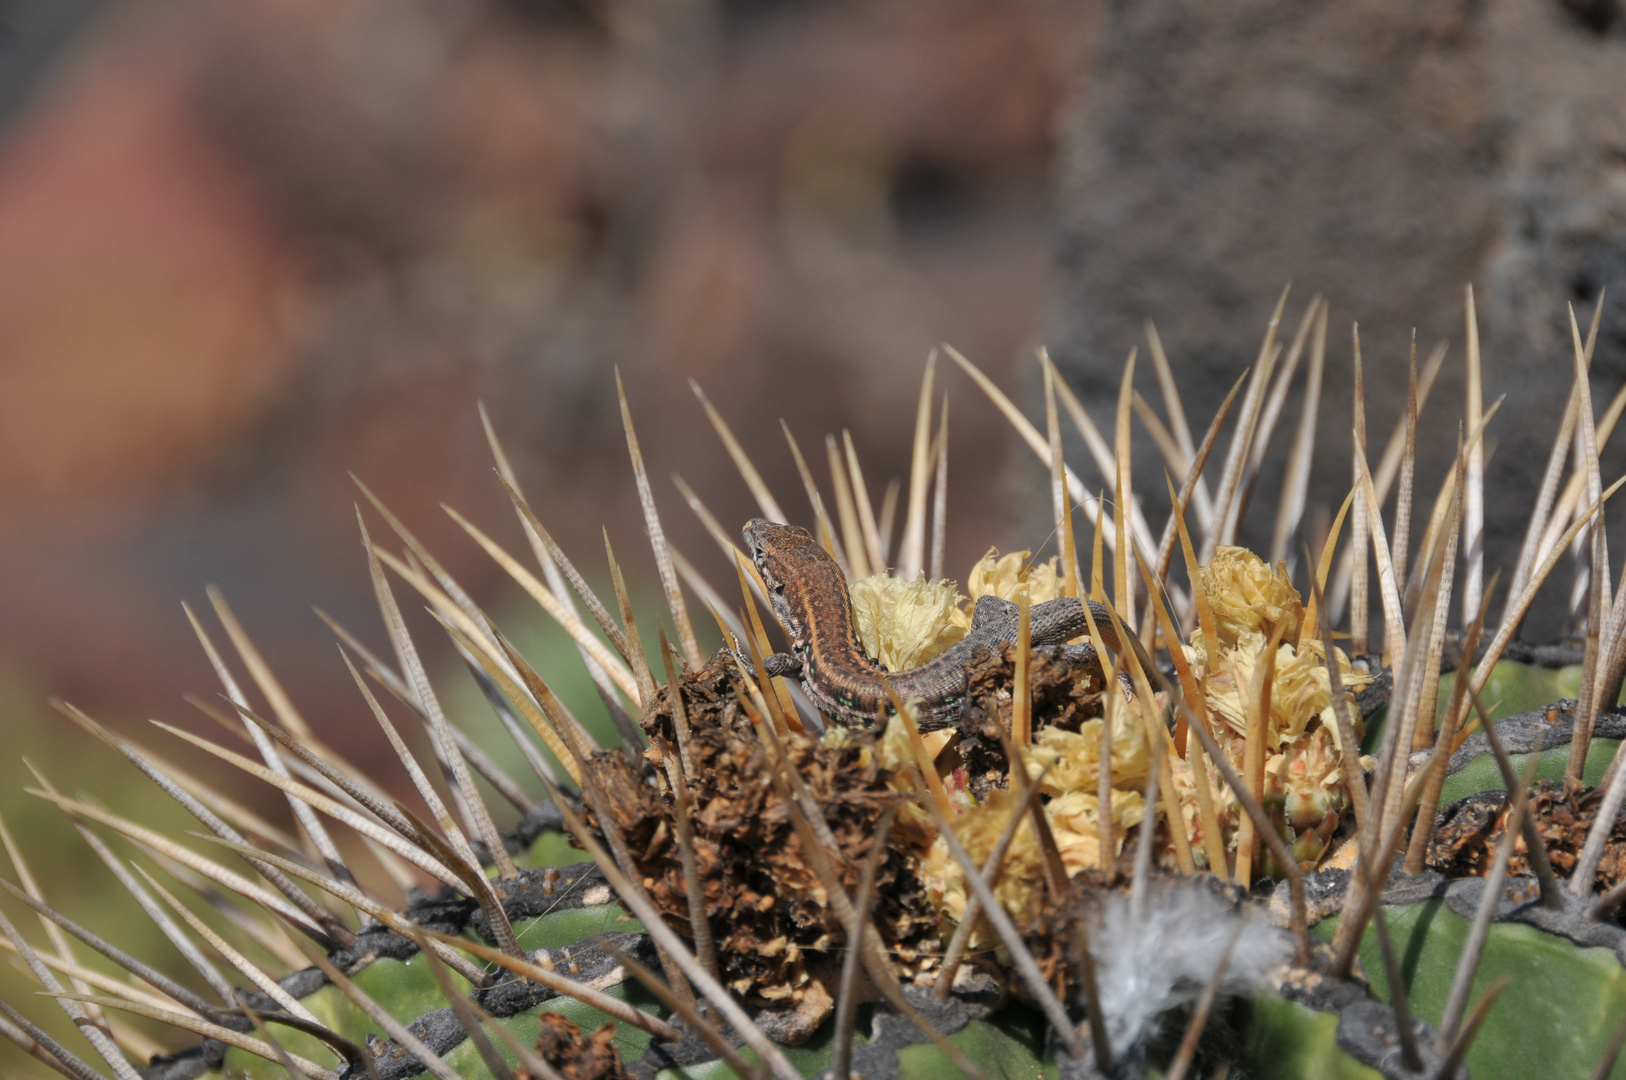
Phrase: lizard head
[{"left": 742, "top": 518, "right": 830, "bottom": 637}]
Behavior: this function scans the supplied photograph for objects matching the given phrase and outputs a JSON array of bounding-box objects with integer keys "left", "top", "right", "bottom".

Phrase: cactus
[{"left": 5, "top": 290, "right": 1626, "bottom": 1080}]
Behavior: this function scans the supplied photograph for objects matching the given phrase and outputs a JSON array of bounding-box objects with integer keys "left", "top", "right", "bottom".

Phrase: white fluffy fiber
[{"left": 1088, "top": 880, "right": 1290, "bottom": 1056}]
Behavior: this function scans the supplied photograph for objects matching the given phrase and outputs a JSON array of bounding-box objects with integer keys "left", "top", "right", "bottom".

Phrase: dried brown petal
[
  {"left": 520, "top": 1014, "right": 632, "bottom": 1080},
  {"left": 1425, "top": 781, "right": 1626, "bottom": 894}
]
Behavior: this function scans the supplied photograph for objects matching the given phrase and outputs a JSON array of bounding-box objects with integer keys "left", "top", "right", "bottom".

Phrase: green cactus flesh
[{"left": 1318, "top": 901, "right": 1626, "bottom": 1080}]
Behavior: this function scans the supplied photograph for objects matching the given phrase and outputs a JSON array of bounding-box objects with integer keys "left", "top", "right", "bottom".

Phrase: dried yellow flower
[
  {"left": 1199, "top": 546, "right": 1303, "bottom": 650},
  {"left": 917, "top": 540, "right": 1374, "bottom": 906},
  {"left": 875, "top": 713, "right": 938, "bottom": 841},
  {"left": 1265, "top": 724, "right": 1348, "bottom": 836},
  {"left": 1021, "top": 711, "right": 1151, "bottom": 794},
  {"left": 849, "top": 573, "right": 967, "bottom": 671},
  {"left": 1166, "top": 752, "right": 1235, "bottom": 871},
  {"left": 1045, "top": 788, "right": 1145, "bottom": 872},
  {"left": 922, "top": 787, "right": 1044, "bottom": 927},
  {"left": 962, "top": 549, "right": 1064, "bottom": 606},
  {"left": 921, "top": 784, "right": 1144, "bottom": 931},
  {"left": 1171, "top": 544, "right": 1378, "bottom": 870},
  {"left": 1192, "top": 636, "right": 1367, "bottom": 754}
]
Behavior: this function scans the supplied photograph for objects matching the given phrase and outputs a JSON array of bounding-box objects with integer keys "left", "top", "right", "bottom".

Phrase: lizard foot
[
  {"left": 727, "top": 645, "right": 803, "bottom": 679},
  {"left": 1056, "top": 643, "right": 1141, "bottom": 700}
]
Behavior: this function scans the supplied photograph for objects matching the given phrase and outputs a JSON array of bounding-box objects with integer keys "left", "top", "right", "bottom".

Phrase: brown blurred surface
[
  {"left": 2, "top": 0, "right": 1624, "bottom": 753},
  {"left": 0, "top": 0, "right": 1089, "bottom": 749}
]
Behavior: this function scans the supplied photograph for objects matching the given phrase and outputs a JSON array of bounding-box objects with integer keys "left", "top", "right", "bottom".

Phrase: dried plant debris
[
  {"left": 1426, "top": 781, "right": 1626, "bottom": 894},
  {"left": 600, "top": 651, "right": 937, "bottom": 1036},
  {"left": 521, "top": 1015, "right": 633, "bottom": 1080},
  {"left": 953, "top": 641, "right": 1107, "bottom": 800}
]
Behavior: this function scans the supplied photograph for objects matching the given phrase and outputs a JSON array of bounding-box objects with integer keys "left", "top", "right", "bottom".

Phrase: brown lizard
[{"left": 743, "top": 517, "right": 1161, "bottom": 731}]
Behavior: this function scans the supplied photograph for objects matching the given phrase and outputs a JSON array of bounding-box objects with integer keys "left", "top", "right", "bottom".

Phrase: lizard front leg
[{"left": 762, "top": 651, "right": 803, "bottom": 677}]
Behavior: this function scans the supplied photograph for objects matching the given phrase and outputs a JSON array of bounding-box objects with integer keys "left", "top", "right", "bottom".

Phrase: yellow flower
[
  {"left": 925, "top": 698, "right": 1156, "bottom": 931},
  {"left": 849, "top": 573, "right": 967, "bottom": 671},
  {"left": 1265, "top": 724, "right": 1348, "bottom": 835},
  {"left": 1200, "top": 546, "right": 1303, "bottom": 651},
  {"left": 1021, "top": 709, "right": 1151, "bottom": 794},
  {"left": 1166, "top": 752, "right": 1236, "bottom": 871},
  {"left": 962, "top": 549, "right": 1064, "bottom": 607},
  {"left": 1192, "top": 637, "right": 1368, "bottom": 754},
  {"left": 1176, "top": 544, "right": 1376, "bottom": 869},
  {"left": 874, "top": 713, "right": 937, "bottom": 842},
  {"left": 921, "top": 785, "right": 1144, "bottom": 931},
  {"left": 1045, "top": 789, "right": 1145, "bottom": 873},
  {"left": 877, "top": 710, "right": 916, "bottom": 774},
  {"left": 922, "top": 787, "right": 1045, "bottom": 927}
]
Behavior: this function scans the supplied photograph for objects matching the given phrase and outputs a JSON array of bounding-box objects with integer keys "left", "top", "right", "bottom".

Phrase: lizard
[{"left": 742, "top": 517, "right": 1166, "bottom": 732}]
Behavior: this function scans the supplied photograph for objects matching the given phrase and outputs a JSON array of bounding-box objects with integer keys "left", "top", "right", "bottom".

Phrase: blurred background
[
  {"left": 0, "top": 0, "right": 1091, "bottom": 744},
  {"left": 0, "top": 0, "right": 1625, "bottom": 1065}
]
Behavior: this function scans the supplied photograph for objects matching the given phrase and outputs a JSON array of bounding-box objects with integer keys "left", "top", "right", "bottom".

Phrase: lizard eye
[{"left": 773, "top": 583, "right": 785, "bottom": 595}]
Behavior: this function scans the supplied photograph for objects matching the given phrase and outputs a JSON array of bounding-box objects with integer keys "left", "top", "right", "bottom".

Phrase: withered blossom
[
  {"left": 849, "top": 573, "right": 969, "bottom": 671},
  {"left": 962, "top": 548, "right": 1064, "bottom": 607}
]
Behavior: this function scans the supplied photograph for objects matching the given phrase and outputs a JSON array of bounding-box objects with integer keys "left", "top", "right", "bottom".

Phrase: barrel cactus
[{"left": 5, "top": 288, "right": 1626, "bottom": 1080}]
